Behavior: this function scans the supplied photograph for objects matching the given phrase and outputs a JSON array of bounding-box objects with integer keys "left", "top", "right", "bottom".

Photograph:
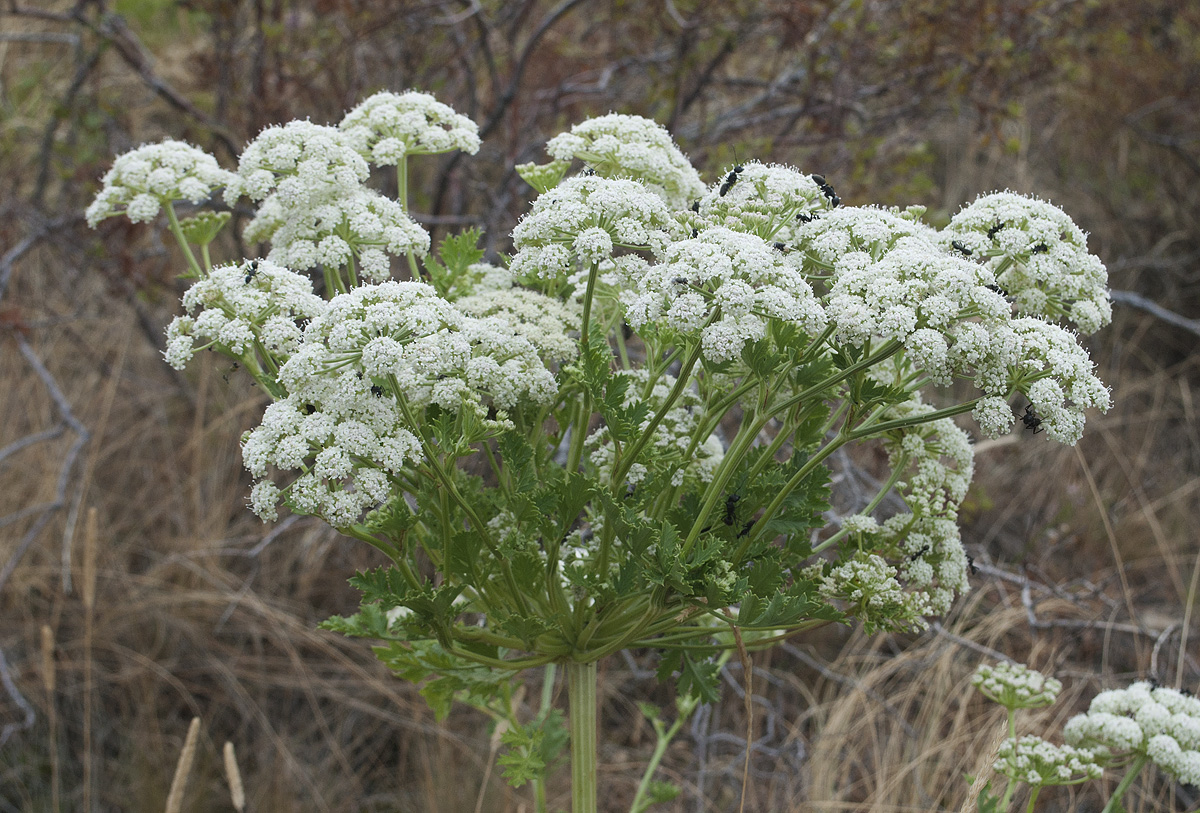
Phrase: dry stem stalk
[
  {"left": 960, "top": 724, "right": 1010, "bottom": 813},
  {"left": 82, "top": 506, "right": 97, "bottom": 813},
  {"left": 165, "top": 717, "right": 202, "bottom": 813},
  {"left": 223, "top": 741, "right": 246, "bottom": 812},
  {"left": 40, "top": 624, "right": 60, "bottom": 813}
]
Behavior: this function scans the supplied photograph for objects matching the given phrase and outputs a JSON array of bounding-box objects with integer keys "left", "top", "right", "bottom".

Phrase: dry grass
[{"left": 2, "top": 2, "right": 1199, "bottom": 811}]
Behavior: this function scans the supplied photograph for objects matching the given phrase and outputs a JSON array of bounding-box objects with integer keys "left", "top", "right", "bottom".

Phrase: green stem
[
  {"left": 609, "top": 341, "right": 705, "bottom": 493},
  {"left": 1024, "top": 786, "right": 1041, "bottom": 813},
  {"left": 567, "top": 660, "right": 598, "bottom": 813},
  {"left": 165, "top": 202, "right": 203, "bottom": 277},
  {"left": 1100, "top": 754, "right": 1149, "bottom": 813}
]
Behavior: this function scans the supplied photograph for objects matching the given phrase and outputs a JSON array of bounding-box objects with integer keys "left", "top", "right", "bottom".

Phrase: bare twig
[{"left": 1110, "top": 289, "right": 1200, "bottom": 339}]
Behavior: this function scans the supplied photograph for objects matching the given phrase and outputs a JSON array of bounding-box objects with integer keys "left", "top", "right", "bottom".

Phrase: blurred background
[{"left": 1, "top": 1, "right": 1198, "bottom": 810}]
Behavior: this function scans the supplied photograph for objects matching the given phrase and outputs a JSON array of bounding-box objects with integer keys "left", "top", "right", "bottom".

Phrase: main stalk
[{"left": 567, "top": 660, "right": 598, "bottom": 813}]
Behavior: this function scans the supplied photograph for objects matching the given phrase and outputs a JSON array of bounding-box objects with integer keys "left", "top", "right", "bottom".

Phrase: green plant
[{"left": 87, "top": 90, "right": 1113, "bottom": 811}]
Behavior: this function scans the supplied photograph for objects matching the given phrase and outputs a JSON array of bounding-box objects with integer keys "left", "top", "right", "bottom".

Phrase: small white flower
[
  {"left": 87, "top": 140, "right": 234, "bottom": 227},
  {"left": 545, "top": 113, "right": 705, "bottom": 208},
  {"left": 945, "top": 191, "right": 1110, "bottom": 334},
  {"left": 340, "top": 90, "right": 481, "bottom": 163}
]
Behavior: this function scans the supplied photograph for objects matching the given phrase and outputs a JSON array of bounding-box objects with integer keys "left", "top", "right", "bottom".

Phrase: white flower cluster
[
  {"left": 240, "top": 387, "right": 422, "bottom": 526},
  {"left": 958, "top": 317, "right": 1111, "bottom": 444},
  {"left": 281, "top": 281, "right": 557, "bottom": 416},
  {"left": 945, "top": 191, "right": 1111, "bottom": 334},
  {"left": 164, "top": 260, "right": 326, "bottom": 370},
  {"left": 339, "top": 90, "right": 481, "bottom": 165},
  {"left": 972, "top": 662, "right": 1063, "bottom": 710},
  {"left": 244, "top": 187, "right": 428, "bottom": 281},
  {"left": 693, "top": 162, "right": 828, "bottom": 239},
  {"left": 623, "top": 227, "right": 826, "bottom": 362},
  {"left": 230, "top": 120, "right": 430, "bottom": 280},
  {"left": 849, "top": 396, "right": 973, "bottom": 616},
  {"left": 585, "top": 370, "right": 724, "bottom": 489},
  {"left": 454, "top": 288, "right": 581, "bottom": 365},
  {"left": 796, "top": 205, "right": 940, "bottom": 265},
  {"left": 86, "top": 140, "right": 235, "bottom": 226},
  {"left": 510, "top": 176, "right": 679, "bottom": 280},
  {"left": 823, "top": 236, "right": 1007, "bottom": 353},
  {"left": 227, "top": 120, "right": 368, "bottom": 207},
  {"left": 544, "top": 113, "right": 705, "bottom": 209},
  {"left": 994, "top": 736, "right": 1103, "bottom": 786},
  {"left": 813, "top": 552, "right": 925, "bottom": 632},
  {"left": 1064, "top": 681, "right": 1200, "bottom": 785}
]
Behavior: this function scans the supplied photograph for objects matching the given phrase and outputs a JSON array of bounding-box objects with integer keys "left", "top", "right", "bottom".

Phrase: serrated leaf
[
  {"left": 445, "top": 531, "right": 480, "bottom": 582},
  {"left": 438, "top": 227, "right": 485, "bottom": 274}
]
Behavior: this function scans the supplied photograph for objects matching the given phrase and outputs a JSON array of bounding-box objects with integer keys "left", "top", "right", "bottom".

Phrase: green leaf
[{"left": 445, "top": 531, "right": 480, "bottom": 582}]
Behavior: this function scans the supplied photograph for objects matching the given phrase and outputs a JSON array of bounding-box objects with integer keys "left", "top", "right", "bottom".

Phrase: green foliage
[{"left": 497, "top": 709, "right": 568, "bottom": 788}]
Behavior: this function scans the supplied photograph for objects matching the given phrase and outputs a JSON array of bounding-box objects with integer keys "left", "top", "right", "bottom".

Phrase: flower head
[
  {"left": 623, "top": 227, "right": 825, "bottom": 362},
  {"left": 87, "top": 140, "right": 234, "bottom": 227},
  {"left": 545, "top": 113, "right": 704, "bottom": 208},
  {"left": 340, "top": 91, "right": 481, "bottom": 164},
  {"left": 228, "top": 121, "right": 368, "bottom": 207},
  {"left": 510, "top": 176, "right": 680, "bottom": 280},
  {"left": 165, "top": 260, "right": 325, "bottom": 370},
  {"left": 995, "top": 736, "right": 1103, "bottom": 786},
  {"left": 973, "top": 662, "right": 1063, "bottom": 710},
  {"left": 945, "top": 191, "right": 1111, "bottom": 334},
  {"left": 246, "top": 187, "right": 429, "bottom": 280}
]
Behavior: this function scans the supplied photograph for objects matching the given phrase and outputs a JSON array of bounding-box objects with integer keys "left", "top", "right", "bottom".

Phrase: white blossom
[
  {"left": 693, "top": 162, "right": 828, "bottom": 240},
  {"left": 228, "top": 120, "right": 368, "bottom": 207},
  {"left": 248, "top": 187, "right": 429, "bottom": 279},
  {"left": 545, "top": 113, "right": 705, "bottom": 208},
  {"left": 87, "top": 140, "right": 234, "bottom": 226},
  {"left": 972, "top": 662, "right": 1063, "bottom": 709},
  {"left": 623, "top": 227, "right": 826, "bottom": 362},
  {"left": 994, "top": 736, "right": 1103, "bottom": 786},
  {"left": 164, "top": 260, "right": 325, "bottom": 369},
  {"left": 510, "top": 176, "right": 680, "bottom": 280},
  {"left": 945, "top": 191, "right": 1111, "bottom": 334},
  {"left": 340, "top": 91, "right": 481, "bottom": 163}
]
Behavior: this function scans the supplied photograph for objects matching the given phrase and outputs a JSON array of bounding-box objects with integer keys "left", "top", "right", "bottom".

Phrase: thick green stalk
[
  {"left": 1100, "top": 754, "right": 1148, "bottom": 813},
  {"left": 165, "top": 203, "right": 203, "bottom": 277},
  {"left": 567, "top": 661, "right": 598, "bottom": 813}
]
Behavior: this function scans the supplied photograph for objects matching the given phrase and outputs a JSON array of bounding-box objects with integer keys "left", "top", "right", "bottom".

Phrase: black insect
[
  {"left": 987, "top": 222, "right": 1005, "bottom": 240},
  {"left": 812, "top": 174, "right": 840, "bottom": 206},
  {"left": 301, "top": 403, "right": 316, "bottom": 415},
  {"left": 967, "top": 555, "right": 978, "bottom": 576},
  {"left": 718, "top": 164, "right": 744, "bottom": 197},
  {"left": 691, "top": 201, "right": 700, "bottom": 213},
  {"left": 986, "top": 284, "right": 1008, "bottom": 296},
  {"left": 909, "top": 544, "right": 930, "bottom": 562},
  {"left": 1021, "top": 404, "right": 1045, "bottom": 435},
  {"left": 244, "top": 260, "right": 260, "bottom": 283},
  {"left": 724, "top": 493, "right": 741, "bottom": 525},
  {"left": 738, "top": 521, "right": 754, "bottom": 538},
  {"left": 951, "top": 240, "right": 973, "bottom": 256},
  {"left": 673, "top": 276, "right": 690, "bottom": 285},
  {"left": 297, "top": 318, "right": 310, "bottom": 331},
  {"left": 1031, "top": 243, "right": 1048, "bottom": 254},
  {"left": 581, "top": 166, "right": 596, "bottom": 176},
  {"left": 625, "top": 483, "right": 636, "bottom": 500},
  {"left": 1182, "top": 687, "right": 1195, "bottom": 697},
  {"left": 796, "top": 212, "right": 816, "bottom": 223},
  {"left": 774, "top": 242, "right": 787, "bottom": 251},
  {"left": 691, "top": 228, "right": 699, "bottom": 238},
  {"left": 1149, "top": 677, "right": 1161, "bottom": 690},
  {"left": 370, "top": 385, "right": 385, "bottom": 397}
]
